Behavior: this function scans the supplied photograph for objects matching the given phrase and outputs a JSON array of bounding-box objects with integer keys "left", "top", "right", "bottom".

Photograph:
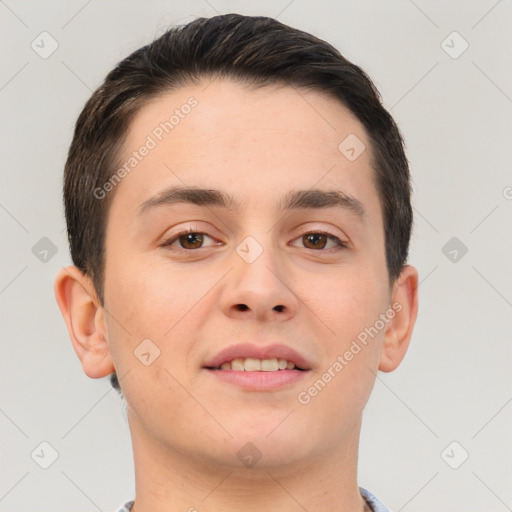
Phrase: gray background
[{"left": 1, "top": 1, "right": 511, "bottom": 511}]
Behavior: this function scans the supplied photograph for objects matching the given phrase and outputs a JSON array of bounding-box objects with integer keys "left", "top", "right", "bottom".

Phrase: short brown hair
[{"left": 63, "top": 14, "right": 413, "bottom": 394}]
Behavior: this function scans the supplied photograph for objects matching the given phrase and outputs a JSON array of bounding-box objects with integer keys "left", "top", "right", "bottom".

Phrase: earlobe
[
  {"left": 54, "top": 266, "right": 115, "bottom": 379},
  {"left": 378, "top": 265, "right": 419, "bottom": 373}
]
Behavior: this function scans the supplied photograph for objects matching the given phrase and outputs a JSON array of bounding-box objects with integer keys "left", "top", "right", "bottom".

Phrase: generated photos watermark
[
  {"left": 297, "top": 301, "right": 402, "bottom": 405},
  {"left": 93, "top": 96, "right": 198, "bottom": 200}
]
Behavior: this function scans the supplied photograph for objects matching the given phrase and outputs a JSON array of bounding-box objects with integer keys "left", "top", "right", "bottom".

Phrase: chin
[
  {"left": 207, "top": 438, "right": 315, "bottom": 472},
  {"left": 226, "top": 424, "right": 315, "bottom": 466}
]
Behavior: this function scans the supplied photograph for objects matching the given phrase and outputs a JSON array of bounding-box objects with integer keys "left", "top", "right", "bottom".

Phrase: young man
[{"left": 54, "top": 13, "right": 418, "bottom": 512}]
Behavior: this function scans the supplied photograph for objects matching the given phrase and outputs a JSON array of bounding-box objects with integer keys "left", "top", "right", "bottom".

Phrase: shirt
[{"left": 116, "top": 486, "right": 390, "bottom": 512}]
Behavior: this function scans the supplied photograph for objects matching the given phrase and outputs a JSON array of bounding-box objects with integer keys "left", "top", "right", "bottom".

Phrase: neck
[{"left": 128, "top": 412, "right": 370, "bottom": 512}]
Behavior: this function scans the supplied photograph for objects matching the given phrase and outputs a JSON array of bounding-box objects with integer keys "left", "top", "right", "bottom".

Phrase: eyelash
[{"left": 160, "top": 227, "right": 348, "bottom": 252}]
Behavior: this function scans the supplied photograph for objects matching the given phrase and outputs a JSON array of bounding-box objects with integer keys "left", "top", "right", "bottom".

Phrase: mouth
[
  {"left": 206, "top": 357, "right": 306, "bottom": 372},
  {"left": 203, "top": 343, "right": 311, "bottom": 391}
]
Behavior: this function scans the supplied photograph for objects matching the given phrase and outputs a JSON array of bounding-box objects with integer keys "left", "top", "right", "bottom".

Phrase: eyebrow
[{"left": 138, "top": 186, "right": 366, "bottom": 219}]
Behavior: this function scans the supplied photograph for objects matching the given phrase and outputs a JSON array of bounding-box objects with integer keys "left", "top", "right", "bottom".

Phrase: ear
[
  {"left": 54, "top": 266, "right": 115, "bottom": 379},
  {"left": 379, "top": 265, "right": 419, "bottom": 372}
]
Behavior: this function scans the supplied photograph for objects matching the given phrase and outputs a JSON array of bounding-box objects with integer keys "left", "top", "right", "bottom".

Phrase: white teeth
[
  {"left": 231, "top": 358, "right": 245, "bottom": 371},
  {"left": 217, "top": 357, "right": 297, "bottom": 371},
  {"left": 261, "top": 358, "right": 278, "bottom": 371},
  {"left": 244, "top": 358, "right": 261, "bottom": 371}
]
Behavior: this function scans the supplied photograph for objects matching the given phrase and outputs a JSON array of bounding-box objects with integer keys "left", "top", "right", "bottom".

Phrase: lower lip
[{"left": 206, "top": 369, "right": 308, "bottom": 390}]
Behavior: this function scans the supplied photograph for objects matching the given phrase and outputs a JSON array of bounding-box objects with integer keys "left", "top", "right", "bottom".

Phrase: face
[{"left": 102, "top": 79, "right": 392, "bottom": 469}]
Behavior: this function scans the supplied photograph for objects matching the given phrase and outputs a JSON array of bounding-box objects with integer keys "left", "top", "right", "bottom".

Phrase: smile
[{"left": 211, "top": 357, "right": 303, "bottom": 372}]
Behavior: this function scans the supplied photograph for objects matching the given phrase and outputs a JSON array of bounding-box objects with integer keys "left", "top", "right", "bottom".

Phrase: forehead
[{"left": 110, "top": 78, "right": 378, "bottom": 217}]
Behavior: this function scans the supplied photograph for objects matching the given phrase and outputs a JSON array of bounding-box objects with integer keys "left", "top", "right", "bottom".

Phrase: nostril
[
  {"left": 236, "top": 304, "right": 249, "bottom": 311},
  {"left": 274, "top": 305, "right": 285, "bottom": 312}
]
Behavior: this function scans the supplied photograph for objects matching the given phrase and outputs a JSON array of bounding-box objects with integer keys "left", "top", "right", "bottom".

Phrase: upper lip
[{"left": 203, "top": 343, "right": 311, "bottom": 370}]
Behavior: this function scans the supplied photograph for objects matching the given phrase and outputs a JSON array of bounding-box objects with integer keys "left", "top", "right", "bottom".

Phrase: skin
[{"left": 55, "top": 78, "right": 418, "bottom": 512}]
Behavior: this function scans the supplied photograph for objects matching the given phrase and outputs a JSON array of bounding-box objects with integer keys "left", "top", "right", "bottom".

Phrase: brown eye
[
  {"left": 178, "top": 232, "right": 204, "bottom": 249},
  {"left": 290, "top": 231, "right": 347, "bottom": 251},
  {"left": 302, "top": 233, "right": 328, "bottom": 249},
  {"left": 161, "top": 229, "right": 219, "bottom": 251}
]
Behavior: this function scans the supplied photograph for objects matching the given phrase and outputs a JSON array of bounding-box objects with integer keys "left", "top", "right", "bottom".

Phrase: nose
[{"left": 219, "top": 237, "right": 299, "bottom": 323}]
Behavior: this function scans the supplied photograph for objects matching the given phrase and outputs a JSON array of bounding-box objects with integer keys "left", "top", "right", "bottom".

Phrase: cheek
[
  {"left": 105, "top": 256, "right": 202, "bottom": 338},
  {"left": 103, "top": 262, "right": 204, "bottom": 414},
  {"left": 300, "top": 267, "right": 386, "bottom": 402},
  {"left": 295, "top": 273, "right": 386, "bottom": 432},
  {"left": 303, "top": 266, "right": 387, "bottom": 345},
  {"left": 103, "top": 256, "right": 223, "bottom": 384}
]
